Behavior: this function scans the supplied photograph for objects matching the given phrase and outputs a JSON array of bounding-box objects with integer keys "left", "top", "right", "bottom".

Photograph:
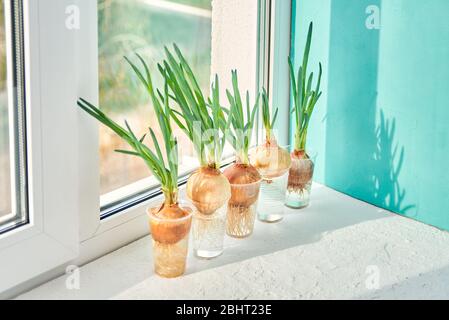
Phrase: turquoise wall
[{"left": 291, "top": 0, "right": 449, "bottom": 230}]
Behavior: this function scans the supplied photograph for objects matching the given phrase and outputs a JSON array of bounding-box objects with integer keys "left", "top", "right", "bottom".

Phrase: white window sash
[{"left": 0, "top": 0, "right": 80, "bottom": 294}]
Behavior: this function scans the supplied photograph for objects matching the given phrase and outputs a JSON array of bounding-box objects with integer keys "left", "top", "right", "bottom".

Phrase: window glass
[
  {"left": 98, "top": 0, "right": 212, "bottom": 207},
  {"left": 0, "top": 1, "right": 11, "bottom": 221},
  {"left": 0, "top": 0, "right": 28, "bottom": 233}
]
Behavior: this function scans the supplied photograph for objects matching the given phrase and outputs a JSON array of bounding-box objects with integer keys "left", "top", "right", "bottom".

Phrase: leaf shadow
[{"left": 371, "top": 110, "right": 415, "bottom": 215}]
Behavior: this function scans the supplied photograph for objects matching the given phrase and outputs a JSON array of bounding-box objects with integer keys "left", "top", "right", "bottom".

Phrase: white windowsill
[{"left": 17, "top": 183, "right": 449, "bottom": 300}]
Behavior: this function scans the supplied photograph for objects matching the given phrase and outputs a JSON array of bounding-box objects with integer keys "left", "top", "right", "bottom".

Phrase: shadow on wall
[
  {"left": 325, "top": 0, "right": 381, "bottom": 202},
  {"left": 323, "top": 0, "right": 416, "bottom": 216},
  {"left": 372, "top": 111, "right": 415, "bottom": 215}
]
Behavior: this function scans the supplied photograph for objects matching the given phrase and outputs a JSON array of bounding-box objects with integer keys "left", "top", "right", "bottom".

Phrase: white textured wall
[{"left": 211, "top": 0, "right": 259, "bottom": 95}]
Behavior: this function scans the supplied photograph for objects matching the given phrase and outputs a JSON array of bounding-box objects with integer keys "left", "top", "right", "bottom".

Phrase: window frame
[
  {"left": 0, "top": 0, "right": 80, "bottom": 294},
  {"left": 0, "top": 0, "right": 28, "bottom": 234},
  {"left": 0, "top": 0, "right": 292, "bottom": 297}
]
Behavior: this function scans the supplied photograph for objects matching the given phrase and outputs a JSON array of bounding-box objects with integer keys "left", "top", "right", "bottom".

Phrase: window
[
  {"left": 98, "top": 0, "right": 212, "bottom": 210},
  {"left": 0, "top": 0, "right": 28, "bottom": 235}
]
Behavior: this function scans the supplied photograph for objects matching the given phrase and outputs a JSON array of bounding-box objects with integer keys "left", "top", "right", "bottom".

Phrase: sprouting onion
[
  {"left": 250, "top": 89, "right": 291, "bottom": 179},
  {"left": 288, "top": 21, "right": 322, "bottom": 155},
  {"left": 160, "top": 44, "right": 231, "bottom": 215},
  {"left": 261, "top": 88, "right": 279, "bottom": 142},
  {"left": 222, "top": 71, "right": 262, "bottom": 238},
  {"left": 222, "top": 70, "right": 261, "bottom": 204},
  {"left": 77, "top": 54, "right": 181, "bottom": 210},
  {"left": 161, "top": 44, "right": 229, "bottom": 169},
  {"left": 225, "top": 70, "right": 260, "bottom": 165}
]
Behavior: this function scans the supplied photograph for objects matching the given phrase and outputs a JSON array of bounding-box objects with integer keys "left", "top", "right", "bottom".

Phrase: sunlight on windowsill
[{"left": 17, "top": 183, "right": 449, "bottom": 300}]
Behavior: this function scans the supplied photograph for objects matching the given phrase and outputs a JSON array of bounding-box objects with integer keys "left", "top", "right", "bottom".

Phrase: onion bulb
[
  {"left": 287, "top": 150, "right": 314, "bottom": 192},
  {"left": 223, "top": 163, "right": 262, "bottom": 207},
  {"left": 250, "top": 138, "right": 291, "bottom": 179},
  {"left": 149, "top": 203, "right": 192, "bottom": 245},
  {"left": 187, "top": 167, "right": 231, "bottom": 215}
]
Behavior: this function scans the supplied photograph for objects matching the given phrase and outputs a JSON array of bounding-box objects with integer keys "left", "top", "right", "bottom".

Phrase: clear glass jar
[
  {"left": 226, "top": 180, "right": 261, "bottom": 238},
  {"left": 148, "top": 203, "right": 193, "bottom": 278},
  {"left": 187, "top": 167, "right": 230, "bottom": 259},
  {"left": 192, "top": 206, "right": 227, "bottom": 259},
  {"left": 249, "top": 142, "right": 291, "bottom": 222},
  {"left": 258, "top": 171, "right": 288, "bottom": 222},
  {"left": 285, "top": 157, "right": 314, "bottom": 209}
]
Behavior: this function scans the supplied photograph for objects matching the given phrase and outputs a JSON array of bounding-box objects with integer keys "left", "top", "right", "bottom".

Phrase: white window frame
[
  {"left": 1, "top": 0, "right": 27, "bottom": 233},
  {"left": 0, "top": 0, "right": 292, "bottom": 297},
  {"left": 0, "top": 0, "right": 80, "bottom": 294}
]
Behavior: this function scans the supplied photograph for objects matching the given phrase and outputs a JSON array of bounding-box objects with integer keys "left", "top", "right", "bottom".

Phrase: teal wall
[{"left": 291, "top": 0, "right": 449, "bottom": 230}]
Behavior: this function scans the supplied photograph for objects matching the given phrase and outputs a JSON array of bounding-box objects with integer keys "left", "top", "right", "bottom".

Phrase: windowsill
[{"left": 17, "top": 183, "right": 449, "bottom": 300}]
